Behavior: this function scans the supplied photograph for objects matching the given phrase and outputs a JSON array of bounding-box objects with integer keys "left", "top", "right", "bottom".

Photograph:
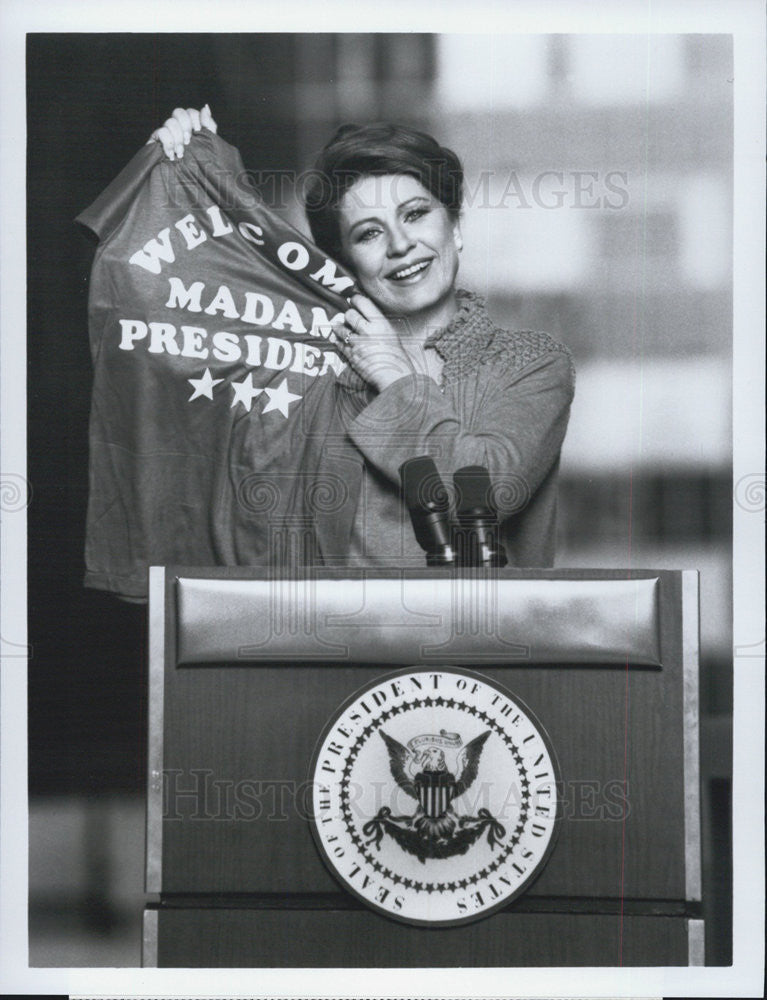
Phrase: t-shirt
[{"left": 77, "top": 129, "right": 361, "bottom": 599}]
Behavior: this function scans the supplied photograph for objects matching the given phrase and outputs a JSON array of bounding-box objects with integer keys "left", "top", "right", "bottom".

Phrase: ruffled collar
[{"left": 424, "top": 288, "right": 498, "bottom": 383}]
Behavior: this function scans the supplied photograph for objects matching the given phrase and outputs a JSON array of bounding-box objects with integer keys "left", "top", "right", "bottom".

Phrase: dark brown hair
[{"left": 304, "top": 122, "right": 463, "bottom": 261}]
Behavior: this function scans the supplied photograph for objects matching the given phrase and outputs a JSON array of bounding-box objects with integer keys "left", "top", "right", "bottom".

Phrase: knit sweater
[{"left": 319, "top": 289, "right": 575, "bottom": 568}]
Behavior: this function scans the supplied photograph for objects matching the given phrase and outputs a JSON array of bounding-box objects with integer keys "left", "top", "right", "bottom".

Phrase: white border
[
  {"left": 142, "top": 906, "right": 159, "bottom": 968},
  {"left": 688, "top": 918, "right": 705, "bottom": 966},
  {"left": 682, "top": 570, "right": 702, "bottom": 903},
  {"left": 2, "top": 0, "right": 764, "bottom": 996},
  {"left": 145, "top": 567, "right": 167, "bottom": 894}
]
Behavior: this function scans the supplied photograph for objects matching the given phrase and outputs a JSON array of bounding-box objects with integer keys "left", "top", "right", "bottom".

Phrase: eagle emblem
[{"left": 363, "top": 728, "right": 506, "bottom": 862}]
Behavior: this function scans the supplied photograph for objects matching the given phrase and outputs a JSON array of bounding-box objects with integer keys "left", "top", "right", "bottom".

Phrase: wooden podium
[{"left": 142, "top": 567, "right": 703, "bottom": 966}]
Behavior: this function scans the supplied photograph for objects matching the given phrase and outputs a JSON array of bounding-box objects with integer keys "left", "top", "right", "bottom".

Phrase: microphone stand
[
  {"left": 453, "top": 465, "right": 508, "bottom": 568},
  {"left": 399, "top": 457, "right": 456, "bottom": 567}
]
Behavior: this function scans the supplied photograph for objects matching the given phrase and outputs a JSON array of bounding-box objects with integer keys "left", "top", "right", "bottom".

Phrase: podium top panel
[{"left": 166, "top": 570, "right": 665, "bottom": 668}]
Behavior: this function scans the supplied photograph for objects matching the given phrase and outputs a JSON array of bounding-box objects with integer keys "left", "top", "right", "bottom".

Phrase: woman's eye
[
  {"left": 404, "top": 208, "right": 428, "bottom": 223},
  {"left": 356, "top": 227, "right": 381, "bottom": 243}
]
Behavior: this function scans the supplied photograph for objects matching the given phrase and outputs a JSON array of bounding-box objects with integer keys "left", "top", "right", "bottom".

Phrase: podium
[{"left": 142, "top": 567, "right": 703, "bottom": 966}]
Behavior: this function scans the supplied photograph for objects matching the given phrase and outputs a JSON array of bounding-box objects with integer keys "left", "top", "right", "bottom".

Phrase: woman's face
[{"left": 337, "top": 174, "right": 462, "bottom": 318}]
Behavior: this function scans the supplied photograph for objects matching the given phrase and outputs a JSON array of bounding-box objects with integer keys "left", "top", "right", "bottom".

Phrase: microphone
[
  {"left": 399, "top": 457, "right": 456, "bottom": 567},
  {"left": 453, "top": 465, "right": 508, "bottom": 568}
]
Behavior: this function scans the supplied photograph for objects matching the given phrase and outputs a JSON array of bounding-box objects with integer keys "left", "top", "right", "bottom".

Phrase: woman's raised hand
[
  {"left": 147, "top": 105, "right": 218, "bottom": 160},
  {"left": 334, "top": 293, "right": 429, "bottom": 393}
]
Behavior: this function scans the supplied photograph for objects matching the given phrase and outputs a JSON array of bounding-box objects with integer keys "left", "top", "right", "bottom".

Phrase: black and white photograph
[{"left": 1, "top": 0, "right": 764, "bottom": 996}]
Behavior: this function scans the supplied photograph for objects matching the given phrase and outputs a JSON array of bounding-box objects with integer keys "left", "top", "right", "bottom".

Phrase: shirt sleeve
[
  {"left": 344, "top": 349, "right": 574, "bottom": 513},
  {"left": 76, "top": 140, "right": 168, "bottom": 241}
]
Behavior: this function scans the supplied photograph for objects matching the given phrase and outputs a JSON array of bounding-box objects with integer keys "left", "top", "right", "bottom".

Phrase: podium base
[{"left": 143, "top": 905, "right": 702, "bottom": 967}]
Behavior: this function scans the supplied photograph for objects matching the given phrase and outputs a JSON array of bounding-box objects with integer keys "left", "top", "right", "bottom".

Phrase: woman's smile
[{"left": 387, "top": 258, "right": 433, "bottom": 282}]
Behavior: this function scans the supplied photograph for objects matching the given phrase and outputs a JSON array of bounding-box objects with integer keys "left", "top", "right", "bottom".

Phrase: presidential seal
[{"left": 309, "top": 668, "right": 559, "bottom": 926}]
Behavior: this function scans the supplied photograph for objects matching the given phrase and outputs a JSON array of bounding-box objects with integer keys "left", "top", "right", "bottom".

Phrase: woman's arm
[
  {"left": 342, "top": 345, "right": 574, "bottom": 517},
  {"left": 147, "top": 105, "right": 218, "bottom": 160}
]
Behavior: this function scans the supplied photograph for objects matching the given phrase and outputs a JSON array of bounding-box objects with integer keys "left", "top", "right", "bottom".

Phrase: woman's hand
[
  {"left": 334, "top": 293, "right": 430, "bottom": 392},
  {"left": 147, "top": 105, "right": 218, "bottom": 160}
]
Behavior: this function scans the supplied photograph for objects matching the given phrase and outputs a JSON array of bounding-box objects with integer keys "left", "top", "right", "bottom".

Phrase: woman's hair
[{"left": 304, "top": 122, "right": 463, "bottom": 261}]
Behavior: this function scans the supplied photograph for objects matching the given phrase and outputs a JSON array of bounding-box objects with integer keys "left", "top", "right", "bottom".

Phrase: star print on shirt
[
  {"left": 187, "top": 367, "right": 224, "bottom": 401},
  {"left": 230, "top": 373, "right": 264, "bottom": 412},
  {"left": 261, "top": 377, "right": 303, "bottom": 418}
]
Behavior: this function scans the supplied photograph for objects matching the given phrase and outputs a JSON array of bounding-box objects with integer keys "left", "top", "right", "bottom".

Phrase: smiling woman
[
  {"left": 150, "top": 110, "right": 576, "bottom": 567},
  {"left": 302, "top": 121, "right": 576, "bottom": 566}
]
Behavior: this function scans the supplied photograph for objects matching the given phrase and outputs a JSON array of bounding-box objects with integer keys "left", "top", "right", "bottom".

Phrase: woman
[{"left": 151, "top": 107, "right": 575, "bottom": 567}]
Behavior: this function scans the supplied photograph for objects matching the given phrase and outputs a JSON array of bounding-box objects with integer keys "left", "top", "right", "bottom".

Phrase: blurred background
[{"left": 27, "top": 33, "right": 732, "bottom": 965}]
